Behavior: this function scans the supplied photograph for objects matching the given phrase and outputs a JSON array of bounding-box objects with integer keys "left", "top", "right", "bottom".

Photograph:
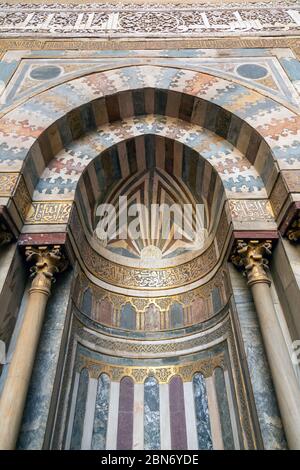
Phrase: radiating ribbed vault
[{"left": 93, "top": 135, "right": 208, "bottom": 261}]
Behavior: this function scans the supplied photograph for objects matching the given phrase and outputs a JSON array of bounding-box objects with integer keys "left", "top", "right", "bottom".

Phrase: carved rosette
[
  {"left": 287, "top": 217, "right": 300, "bottom": 243},
  {"left": 25, "top": 245, "right": 69, "bottom": 294},
  {"left": 231, "top": 239, "right": 272, "bottom": 286}
]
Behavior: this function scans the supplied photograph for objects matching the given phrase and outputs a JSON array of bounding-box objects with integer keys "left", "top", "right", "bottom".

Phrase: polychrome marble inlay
[{"left": 4, "top": 44, "right": 296, "bottom": 452}]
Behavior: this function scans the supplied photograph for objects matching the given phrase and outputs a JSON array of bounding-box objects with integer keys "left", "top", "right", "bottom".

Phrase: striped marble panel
[
  {"left": 133, "top": 383, "right": 144, "bottom": 450},
  {"left": 64, "top": 372, "right": 80, "bottom": 450},
  {"left": 183, "top": 381, "right": 198, "bottom": 450},
  {"left": 159, "top": 383, "right": 171, "bottom": 450},
  {"left": 193, "top": 373, "right": 213, "bottom": 450},
  {"left": 117, "top": 376, "right": 134, "bottom": 450},
  {"left": 224, "top": 369, "right": 240, "bottom": 450},
  {"left": 91, "top": 373, "right": 110, "bottom": 450},
  {"left": 214, "top": 367, "right": 235, "bottom": 450},
  {"left": 106, "top": 381, "right": 120, "bottom": 450},
  {"left": 81, "top": 377, "right": 98, "bottom": 449},
  {"left": 144, "top": 377, "right": 160, "bottom": 450},
  {"left": 169, "top": 376, "right": 188, "bottom": 450},
  {"left": 70, "top": 368, "right": 89, "bottom": 450},
  {"left": 205, "top": 375, "right": 224, "bottom": 450}
]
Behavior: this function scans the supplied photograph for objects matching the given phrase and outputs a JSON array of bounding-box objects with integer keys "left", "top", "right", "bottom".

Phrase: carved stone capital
[
  {"left": 287, "top": 217, "right": 300, "bottom": 243},
  {"left": 231, "top": 239, "right": 272, "bottom": 286},
  {"left": 25, "top": 245, "right": 69, "bottom": 294}
]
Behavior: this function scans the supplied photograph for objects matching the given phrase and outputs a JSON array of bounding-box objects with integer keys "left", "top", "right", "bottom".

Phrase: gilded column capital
[
  {"left": 286, "top": 217, "right": 300, "bottom": 243},
  {"left": 231, "top": 239, "right": 272, "bottom": 286},
  {"left": 25, "top": 245, "right": 69, "bottom": 295}
]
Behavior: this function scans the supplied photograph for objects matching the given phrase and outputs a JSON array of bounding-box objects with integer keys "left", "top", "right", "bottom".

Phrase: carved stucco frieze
[{"left": 0, "top": 3, "right": 299, "bottom": 38}]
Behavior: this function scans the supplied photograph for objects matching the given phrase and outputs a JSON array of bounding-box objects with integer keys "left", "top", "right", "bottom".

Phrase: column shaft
[
  {"left": 250, "top": 282, "right": 300, "bottom": 449},
  {"left": 0, "top": 245, "right": 67, "bottom": 450},
  {"left": 232, "top": 239, "right": 300, "bottom": 449},
  {"left": 0, "top": 288, "right": 49, "bottom": 449}
]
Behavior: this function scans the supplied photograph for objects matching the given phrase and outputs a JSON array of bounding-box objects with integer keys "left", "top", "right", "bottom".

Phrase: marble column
[
  {"left": 0, "top": 245, "right": 68, "bottom": 450},
  {"left": 231, "top": 239, "right": 300, "bottom": 450}
]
